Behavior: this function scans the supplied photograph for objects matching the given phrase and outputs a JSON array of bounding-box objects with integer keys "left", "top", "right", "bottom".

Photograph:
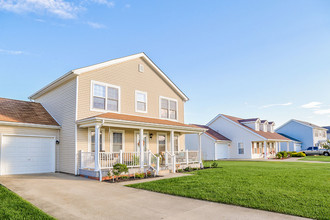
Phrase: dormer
[
  {"left": 260, "top": 120, "right": 268, "bottom": 132},
  {"left": 268, "top": 122, "right": 275, "bottom": 133},
  {"left": 239, "top": 118, "right": 261, "bottom": 131}
]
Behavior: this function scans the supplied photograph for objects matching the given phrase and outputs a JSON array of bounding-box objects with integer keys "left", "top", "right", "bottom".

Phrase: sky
[{"left": 1, "top": 0, "right": 330, "bottom": 127}]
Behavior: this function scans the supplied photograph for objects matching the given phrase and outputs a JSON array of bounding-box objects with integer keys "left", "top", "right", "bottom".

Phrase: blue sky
[{"left": 1, "top": 0, "right": 330, "bottom": 127}]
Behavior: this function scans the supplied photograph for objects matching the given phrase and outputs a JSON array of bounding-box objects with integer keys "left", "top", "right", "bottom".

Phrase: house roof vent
[{"left": 138, "top": 64, "right": 144, "bottom": 73}]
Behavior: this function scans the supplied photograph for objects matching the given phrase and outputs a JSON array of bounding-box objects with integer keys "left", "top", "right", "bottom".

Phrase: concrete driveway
[{"left": 0, "top": 173, "right": 307, "bottom": 220}]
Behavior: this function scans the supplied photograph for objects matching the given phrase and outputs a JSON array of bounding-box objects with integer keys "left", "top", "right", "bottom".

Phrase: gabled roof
[
  {"left": 210, "top": 114, "right": 289, "bottom": 141},
  {"left": 192, "top": 124, "right": 231, "bottom": 141},
  {"left": 260, "top": 120, "right": 268, "bottom": 123},
  {"left": 0, "top": 97, "right": 59, "bottom": 127},
  {"left": 276, "top": 119, "right": 327, "bottom": 131},
  {"left": 29, "top": 53, "right": 189, "bottom": 101},
  {"left": 322, "top": 126, "right": 330, "bottom": 133},
  {"left": 278, "top": 133, "right": 301, "bottom": 143}
]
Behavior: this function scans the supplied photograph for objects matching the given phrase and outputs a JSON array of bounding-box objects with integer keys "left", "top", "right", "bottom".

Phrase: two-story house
[
  {"left": 186, "top": 114, "right": 290, "bottom": 160},
  {"left": 0, "top": 53, "right": 205, "bottom": 178},
  {"left": 276, "top": 119, "right": 328, "bottom": 150}
]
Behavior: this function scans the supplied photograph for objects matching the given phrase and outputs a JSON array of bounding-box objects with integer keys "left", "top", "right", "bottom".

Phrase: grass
[
  {"left": 0, "top": 184, "right": 54, "bottom": 220},
  {"left": 299, "top": 155, "right": 330, "bottom": 162},
  {"left": 128, "top": 161, "right": 330, "bottom": 220}
]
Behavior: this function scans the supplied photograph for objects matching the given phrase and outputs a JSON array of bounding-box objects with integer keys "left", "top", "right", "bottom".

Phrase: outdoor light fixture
[
  {"left": 149, "top": 133, "right": 153, "bottom": 139},
  {"left": 56, "top": 140, "right": 60, "bottom": 145}
]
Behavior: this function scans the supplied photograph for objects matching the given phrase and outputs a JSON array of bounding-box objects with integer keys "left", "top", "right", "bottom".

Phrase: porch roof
[{"left": 77, "top": 112, "right": 207, "bottom": 133}]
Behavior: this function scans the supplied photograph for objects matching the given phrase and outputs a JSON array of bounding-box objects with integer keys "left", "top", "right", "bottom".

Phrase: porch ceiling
[{"left": 76, "top": 113, "right": 206, "bottom": 134}]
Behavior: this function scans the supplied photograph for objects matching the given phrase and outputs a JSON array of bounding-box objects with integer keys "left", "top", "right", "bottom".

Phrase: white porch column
[
  {"left": 199, "top": 133, "right": 202, "bottom": 166},
  {"left": 94, "top": 124, "right": 101, "bottom": 171},
  {"left": 139, "top": 128, "right": 144, "bottom": 169},
  {"left": 170, "top": 130, "right": 175, "bottom": 154},
  {"left": 264, "top": 141, "right": 267, "bottom": 159},
  {"left": 287, "top": 142, "right": 290, "bottom": 152}
]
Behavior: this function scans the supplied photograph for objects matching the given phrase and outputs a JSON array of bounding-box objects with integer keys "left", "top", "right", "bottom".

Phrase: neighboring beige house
[{"left": 20, "top": 53, "right": 205, "bottom": 179}]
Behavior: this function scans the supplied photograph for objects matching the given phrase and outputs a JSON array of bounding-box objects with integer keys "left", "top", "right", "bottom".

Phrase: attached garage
[
  {"left": 0, "top": 98, "right": 60, "bottom": 176},
  {"left": 1, "top": 135, "right": 56, "bottom": 175}
]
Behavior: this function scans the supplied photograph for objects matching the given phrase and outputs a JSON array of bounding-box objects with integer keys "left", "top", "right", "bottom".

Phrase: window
[
  {"left": 135, "top": 91, "right": 147, "bottom": 113},
  {"left": 160, "top": 97, "right": 177, "bottom": 120},
  {"left": 92, "top": 81, "right": 120, "bottom": 112},
  {"left": 88, "top": 129, "right": 105, "bottom": 152},
  {"left": 314, "top": 131, "right": 319, "bottom": 137},
  {"left": 174, "top": 135, "right": 179, "bottom": 152},
  {"left": 158, "top": 134, "right": 166, "bottom": 153},
  {"left": 111, "top": 131, "right": 124, "bottom": 152},
  {"left": 254, "top": 143, "right": 257, "bottom": 154},
  {"left": 238, "top": 143, "right": 244, "bottom": 154}
]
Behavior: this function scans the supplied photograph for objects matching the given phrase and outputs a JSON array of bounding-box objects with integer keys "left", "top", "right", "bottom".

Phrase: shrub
[
  {"left": 211, "top": 162, "right": 218, "bottom": 168},
  {"left": 112, "top": 163, "right": 128, "bottom": 181},
  {"left": 177, "top": 169, "right": 183, "bottom": 173},
  {"left": 291, "top": 152, "right": 306, "bottom": 157},
  {"left": 135, "top": 173, "right": 145, "bottom": 179},
  {"left": 279, "top": 151, "right": 288, "bottom": 158},
  {"left": 121, "top": 175, "right": 129, "bottom": 179},
  {"left": 146, "top": 171, "right": 152, "bottom": 177},
  {"left": 276, "top": 152, "right": 282, "bottom": 159},
  {"left": 184, "top": 166, "right": 192, "bottom": 172}
]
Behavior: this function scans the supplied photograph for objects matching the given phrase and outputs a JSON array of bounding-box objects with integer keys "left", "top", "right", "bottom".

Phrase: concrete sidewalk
[{"left": 0, "top": 173, "right": 308, "bottom": 220}]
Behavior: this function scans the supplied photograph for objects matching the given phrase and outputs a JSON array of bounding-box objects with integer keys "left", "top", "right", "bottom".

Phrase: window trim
[
  {"left": 135, "top": 90, "right": 148, "bottom": 113},
  {"left": 90, "top": 80, "right": 121, "bottom": 113},
  {"left": 134, "top": 131, "right": 149, "bottom": 152},
  {"left": 156, "top": 132, "right": 168, "bottom": 154},
  {"left": 238, "top": 142, "right": 244, "bottom": 155},
  {"left": 88, "top": 128, "right": 106, "bottom": 152},
  {"left": 110, "top": 129, "right": 125, "bottom": 152},
  {"left": 159, "top": 96, "right": 179, "bottom": 121}
]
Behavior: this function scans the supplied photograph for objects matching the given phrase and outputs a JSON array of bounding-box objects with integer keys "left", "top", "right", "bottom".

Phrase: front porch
[
  {"left": 251, "top": 141, "right": 289, "bottom": 159},
  {"left": 76, "top": 113, "right": 206, "bottom": 180}
]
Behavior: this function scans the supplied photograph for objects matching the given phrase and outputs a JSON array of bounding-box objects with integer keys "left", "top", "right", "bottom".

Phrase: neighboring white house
[
  {"left": 186, "top": 125, "right": 231, "bottom": 160},
  {"left": 322, "top": 126, "right": 330, "bottom": 140},
  {"left": 276, "top": 119, "right": 327, "bottom": 150},
  {"left": 186, "top": 114, "right": 290, "bottom": 160}
]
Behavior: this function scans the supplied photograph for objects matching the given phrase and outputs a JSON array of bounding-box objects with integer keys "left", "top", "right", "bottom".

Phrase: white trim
[
  {"left": 159, "top": 96, "right": 179, "bottom": 121},
  {"left": 156, "top": 132, "right": 167, "bottom": 154},
  {"left": 90, "top": 80, "right": 121, "bottom": 114},
  {"left": 135, "top": 90, "right": 148, "bottom": 113},
  {"left": 88, "top": 128, "right": 105, "bottom": 152},
  {"left": 0, "top": 121, "right": 60, "bottom": 129},
  {"left": 1, "top": 133, "right": 56, "bottom": 138},
  {"left": 74, "top": 76, "right": 79, "bottom": 175},
  {"left": 174, "top": 134, "right": 179, "bottom": 151},
  {"left": 134, "top": 131, "right": 149, "bottom": 152},
  {"left": 29, "top": 53, "right": 189, "bottom": 101},
  {"left": 110, "top": 129, "right": 125, "bottom": 152}
]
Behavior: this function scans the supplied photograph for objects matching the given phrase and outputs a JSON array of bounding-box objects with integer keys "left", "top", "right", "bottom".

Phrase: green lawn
[
  {"left": 128, "top": 161, "right": 330, "bottom": 220},
  {"left": 0, "top": 184, "right": 54, "bottom": 220},
  {"left": 299, "top": 155, "right": 330, "bottom": 162}
]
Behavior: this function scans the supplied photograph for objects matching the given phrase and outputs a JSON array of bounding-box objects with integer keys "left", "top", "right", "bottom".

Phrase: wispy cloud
[
  {"left": 0, "top": 48, "right": 24, "bottom": 55},
  {"left": 261, "top": 102, "right": 292, "bottom": 108},
  {"left": 301, "top": 102, "right": 322, "bottom": 109},
  {"left": 90, "top": 0, "right": 114, "bottom": 8},
  {"left": 87, "top": 21, "right": 106, "bottom": 29},
  {"left": 0, "top": 0, "right": 83, "bottom": 19},
  {"left": 314, "top": 109, "right": 330, "bottom": 115},
  {"left": 125, "top": 4, "right": 130, "bottom": 8}
]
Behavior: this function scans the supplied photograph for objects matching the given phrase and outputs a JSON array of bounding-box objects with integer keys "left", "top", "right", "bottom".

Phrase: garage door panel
[{"left": 1, "top": 136, "right": 55, "bottom": 175}]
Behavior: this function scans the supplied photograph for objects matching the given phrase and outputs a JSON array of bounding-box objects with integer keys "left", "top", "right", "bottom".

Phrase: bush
[
  {"left": 280, "top": 151, "right": 288, "bottom": 158},
  {"left": 121, "top": 175, "right": 129, "bottom": 179},
  {"left": 146, "top": 171, "right": 152, "bottom": 177},
  {"left": 135, "top": 173, "right": 145, "bottom": 179},
  {"left": 291, "top": 152, "right": 306, "bottom": 157},
  {"left": 276, "top": 152, "right": 282, "bottom": 159},
  {"left": 211, "top": 162, "right": 218, "bottom": 168},
  {"left": 177, "top": 169, "right": 183, "bottom": 173},
  {"left": 184, "top": 166, "right": 192, "bottom": 172},
  {"left": 112, "top": 163, "right": 128, "bottom": 180}
]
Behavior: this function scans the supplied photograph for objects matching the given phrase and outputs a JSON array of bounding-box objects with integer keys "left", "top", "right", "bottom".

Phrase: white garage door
[
  {"left": 1, "top": 135, "right": 55, "bottom": 175},
  {"left": 216, "top": 143, "right": 228, "bottom": 159}
]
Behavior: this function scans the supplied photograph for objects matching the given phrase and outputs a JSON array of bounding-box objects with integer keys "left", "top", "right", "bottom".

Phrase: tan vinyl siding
[
  {"left": 77, "top": 57, "right": 185, "bottom": 123},
  {"left": 34, "top": 78, "right": 77, "bottom": 174},
  {"left": 0, "top": 125, "right": 59, "bottom": 170}
]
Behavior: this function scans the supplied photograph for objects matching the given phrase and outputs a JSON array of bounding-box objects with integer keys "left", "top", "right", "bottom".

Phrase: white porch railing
[{"left": 80, "top": 149, "right": 198, "bottom": 174}]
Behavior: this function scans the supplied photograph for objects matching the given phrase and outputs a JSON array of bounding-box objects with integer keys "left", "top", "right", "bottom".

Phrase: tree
[{"left": 112, "top": 163, "right": 128, "bottom": 181}]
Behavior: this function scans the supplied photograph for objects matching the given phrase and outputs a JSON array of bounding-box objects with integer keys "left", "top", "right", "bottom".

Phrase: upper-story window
[
  {"left": 314, "top": 131, "right": 319, "bottom": 137},
  {"left": 135, "top": 91, "right": 147, "bottom": 113},
  {"left": 160, "top": 97, "right": 177, "bottom": 120},
  {"left": 92, "top": 81, "right": 120, "bottom": 112}
]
